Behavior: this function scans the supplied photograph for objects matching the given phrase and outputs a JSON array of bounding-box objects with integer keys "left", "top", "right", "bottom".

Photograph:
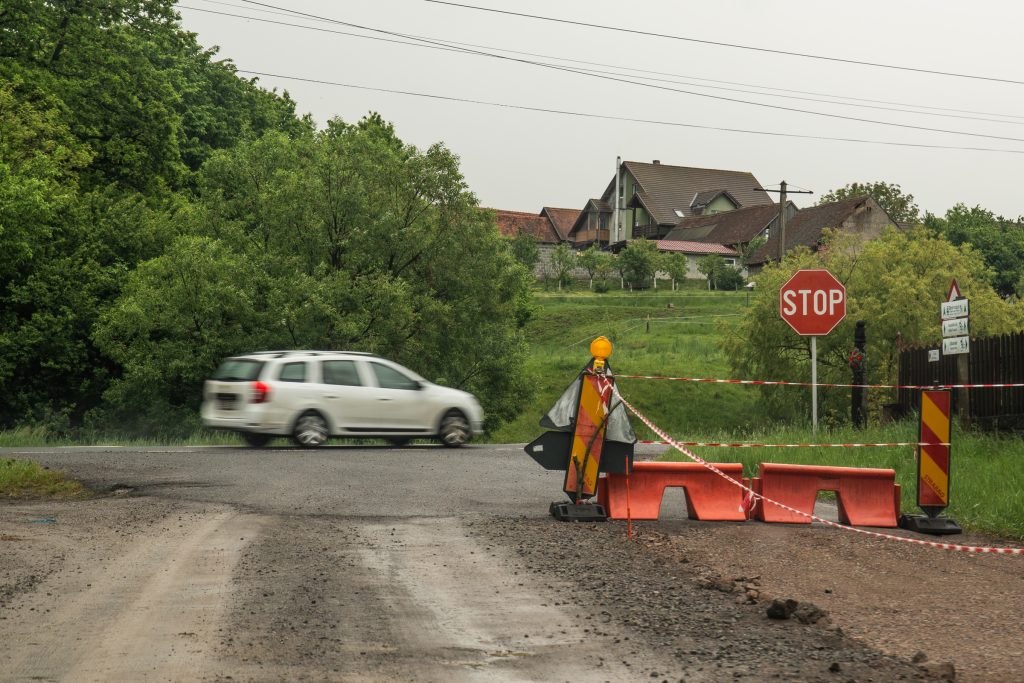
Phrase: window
[
  {"left": 370, "top": 363, "right": 419, "bottom": 391},
  {"left": 322, "top": 360, "right": 362, "bottom": 386},
  {"left": 600, "top": 213, "right": 609, "bottom": 230},
  {"left": 212, "top": 359, "right": 264, "bottom": 381},
  {"left": 279, "top": 362, "right": 307, "bottom": 383},
  {"left": 725, "top": 258, "right": 736, "bottom": 266},
  {"left": 673, "top": 209, "right": 684, "bottom": 218}
]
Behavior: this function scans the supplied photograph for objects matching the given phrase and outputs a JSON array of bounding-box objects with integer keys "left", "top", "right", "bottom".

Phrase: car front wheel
[
  {"left": 292, "top": 411, "right": 329, "bottom": 448},
  {"left": 439, "top": 410, "right": 470, "bottom": 448}
]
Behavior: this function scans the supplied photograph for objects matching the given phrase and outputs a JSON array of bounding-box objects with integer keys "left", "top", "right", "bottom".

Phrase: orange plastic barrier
[
  {"left": 748, "top": 463, "right": 899, "bottom": 527},
  {"left": 597, "top": 461, "right": 747, "bottom": 521}
]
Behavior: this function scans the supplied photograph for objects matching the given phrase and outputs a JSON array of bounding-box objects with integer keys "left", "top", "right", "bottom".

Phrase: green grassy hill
[{"left": 490, "top": 286, "right": 763, "bottom": 443}]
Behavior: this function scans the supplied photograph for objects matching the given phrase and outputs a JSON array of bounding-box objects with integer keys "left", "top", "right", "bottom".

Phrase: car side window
[
  {"left": 322, "top": 360, "right": 362, "bottom": 386},
  {"left": 370, "top": 363, "right": 419, "bottom": 391},
  {"left": 279, "top": 362, "right": 307, "bottom": 383}
]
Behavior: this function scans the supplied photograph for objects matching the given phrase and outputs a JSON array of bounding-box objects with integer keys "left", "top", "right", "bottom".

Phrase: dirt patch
[
  {"left": 652, "top": 518, "right": 1024, "bottom": 682},
  {"left": 0, "top": 498, "right": 262, "bottom": 681}
]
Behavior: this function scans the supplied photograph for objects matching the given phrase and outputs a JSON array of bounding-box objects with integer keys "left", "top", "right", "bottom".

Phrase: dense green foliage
[
  {"left": 0, "top": 3, "right": 531, "bottom": 435},
  {"left": 925, "top": 203, "right": 1024, "bottom": 298},
  {"left": 727, "top": 228, "right": 1024, "bottom": 420},
  {"left": 619, "top": 238, "right": 657, "bottom": 288},
  {"left": 818, "top": 180, "right": 920, "bottom": 223}
]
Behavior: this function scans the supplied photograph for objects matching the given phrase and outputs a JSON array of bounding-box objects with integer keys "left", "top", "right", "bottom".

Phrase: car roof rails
[{"left": 242, "top": 350, "right": 381, "bottom": 358}]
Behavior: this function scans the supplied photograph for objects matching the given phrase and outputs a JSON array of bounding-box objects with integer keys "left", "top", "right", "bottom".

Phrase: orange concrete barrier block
[
  {"left": 752, "top": 462, "right": 898, "bottom": 528},
  {"left": 599, "top": 461, "right": 747, "bottom": 521}
]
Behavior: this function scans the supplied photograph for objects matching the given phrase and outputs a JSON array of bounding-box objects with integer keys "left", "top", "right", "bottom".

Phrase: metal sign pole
[{"left": 811, "top": 336, "right": 818, "bottom": 433}]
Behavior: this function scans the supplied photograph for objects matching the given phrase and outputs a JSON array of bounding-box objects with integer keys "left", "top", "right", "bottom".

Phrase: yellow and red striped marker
[{"left": 918, "top": 390, "right": 952, "bottom": 510}]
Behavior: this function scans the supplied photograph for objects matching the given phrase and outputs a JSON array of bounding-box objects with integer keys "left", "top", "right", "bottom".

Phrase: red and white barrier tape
[
  {"left": 613, "top": 388, "right": 1024, "bottom": 555},
  {"left": 616, "top": 373, "right": 1024, "bottom": 391},
  {"left": 637, "top": 439, "right": 947, "bottom": 449}
]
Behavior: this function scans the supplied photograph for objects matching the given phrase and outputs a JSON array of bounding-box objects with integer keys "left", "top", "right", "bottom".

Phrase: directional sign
[
  {"left": 943, "top": 336, "right": 970, "bottom": 355},
  {"left": 942, "top": 318, "right": 969, "bottom": 338},
  {"left": 779, "top": 269, "right": 847, "bottom": 336},
  {"left": 941, "top": 299, "right": 969, "bottom": 320}
]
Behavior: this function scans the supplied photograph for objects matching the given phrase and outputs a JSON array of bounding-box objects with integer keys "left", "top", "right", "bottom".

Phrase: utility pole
[
  {"left": 753, "top": 181, "right": 813, "bottom": 263},
  {"left": 612, "top": 156, "right": 621, "bottom": 247}
]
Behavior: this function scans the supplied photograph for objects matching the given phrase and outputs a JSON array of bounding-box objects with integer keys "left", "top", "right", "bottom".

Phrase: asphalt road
[{"left": 4, "top": 442, "right": 637, "bottom": 517}]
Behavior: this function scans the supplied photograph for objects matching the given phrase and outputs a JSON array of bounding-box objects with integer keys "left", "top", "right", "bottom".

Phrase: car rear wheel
[
  {"left": 439, "top": 410, "right": 470, "bottom": 448},
  {"left": 242, "top": 432, "right": 272, "bottom": 448},
  {"left": 292, "top": 411, "right": 329, "bottom": 448}
]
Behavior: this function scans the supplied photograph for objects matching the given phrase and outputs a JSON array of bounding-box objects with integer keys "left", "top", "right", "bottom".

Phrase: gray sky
[{"left": 177, "top": 0, "right": 1024, "bottom": 219}]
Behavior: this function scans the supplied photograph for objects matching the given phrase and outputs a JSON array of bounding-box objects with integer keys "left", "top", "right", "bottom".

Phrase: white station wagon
[{"left": 201, "top": 351, "right": 484, "bottom": 448}]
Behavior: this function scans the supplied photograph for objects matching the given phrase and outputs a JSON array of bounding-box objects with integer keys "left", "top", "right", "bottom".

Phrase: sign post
[
  {"left": 779, "top": 269, "right": 847, "bottom": 432},
  {"left": 941, "top": 279, "right": 970, "bottom": 426}
]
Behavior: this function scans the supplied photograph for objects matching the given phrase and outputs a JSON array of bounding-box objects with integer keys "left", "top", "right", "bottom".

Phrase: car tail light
[{"left": 250, "top": 381, "right": 271, "bottom": 404}]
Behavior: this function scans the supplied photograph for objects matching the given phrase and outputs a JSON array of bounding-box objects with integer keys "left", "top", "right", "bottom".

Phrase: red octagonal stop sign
[{"left": 779, "top": 269, "right": 846, "bottom": 336}]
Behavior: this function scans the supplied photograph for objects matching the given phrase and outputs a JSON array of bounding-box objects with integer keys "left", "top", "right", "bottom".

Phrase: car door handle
[
  {"left": 325, "top": 395, "right": 339, "bottom": 399},
  {"left": 377, "top": 397, "right": 393, "bottom": 401}
]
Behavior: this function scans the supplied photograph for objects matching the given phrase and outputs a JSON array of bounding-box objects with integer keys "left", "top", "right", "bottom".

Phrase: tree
[
  {"left": 95, "top": 115, "right": 535, "bottom": 433},
  {"left": 925, "top": 203, "right": 1024, "bottom": 298},
  {"left": 725, "top": 227, "right": 1024, "bottom": 421},
  {"left": 717, "top": 265, "right": 745, "bottom": 290},
  {"left": 818, "top": 181, "right": 919, "bottom": 224},
  {"left": 697, "top": 253, "right": 725, "bottom": 290},
  {"left": 549, "top": 243, "right": 575, "bottom": 291},
  {"left": 738, "top": 236, "right": 767, "bottom": 267},
  {"left": 508, "top": 233, "right": 540, "bottom": 273},
  {"left": 619, "top": 239, "right": 657, "bottom": 289},
  {"left": 662, "top": 252, "right": 689, "bottom": 290},
  {"left": 578, "top": 245, "right": 610, "bottom": 289}
]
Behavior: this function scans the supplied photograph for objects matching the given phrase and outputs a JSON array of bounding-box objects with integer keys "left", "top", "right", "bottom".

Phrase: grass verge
[
  {"left": 0, "top": 458, "right": 88, "bottom": 499},
  {"left": 655, "top": 421, "right": 1024, "bottom": 540}
]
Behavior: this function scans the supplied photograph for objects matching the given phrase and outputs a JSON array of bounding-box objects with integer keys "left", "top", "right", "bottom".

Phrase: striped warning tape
[
  {"left": 616, "top": 373, "right": 1024, "bottom": 390},
  {"left": 636, "top": 440, "right": 948, "bottom": 449},
  {"left": 614, "top": 387, "right": 1024, "bottom": 555}
]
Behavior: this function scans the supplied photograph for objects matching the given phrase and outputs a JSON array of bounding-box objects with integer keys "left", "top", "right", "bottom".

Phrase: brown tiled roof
[
  {"left": 541, "top": 207, "right": 580, "bottom": 241},
  {"left": 616, "top": 161, "right": 772, "bottom": 225},
  {"left": 656, "top": 240, "right": 737, "bottom": 256},
  {"left": 747, "top": 195, "right": 884, "bottom": 264},
  {"left": 490, "top": 208, "right": 561, "bottom": 244},
  {"left": 664, "top": 202, "right": 783, "bottom": 246}
]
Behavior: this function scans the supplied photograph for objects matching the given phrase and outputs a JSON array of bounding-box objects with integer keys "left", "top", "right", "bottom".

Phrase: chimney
[{"left": 652, "top": 159, "right": 660, "bottom": 164}]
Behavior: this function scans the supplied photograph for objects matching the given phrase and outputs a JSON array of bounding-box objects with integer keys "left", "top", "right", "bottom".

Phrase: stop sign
[{"left": 779, "top": 269, "right": 846, "bottom": 336}]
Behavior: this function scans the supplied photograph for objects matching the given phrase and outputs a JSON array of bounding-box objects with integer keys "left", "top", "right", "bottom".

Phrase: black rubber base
[
  {"left": 550, "top": 501, "right": 607, "bottom": 522},
  {"left": 898, "top": 514, "right": 962, "bottom": 535}
]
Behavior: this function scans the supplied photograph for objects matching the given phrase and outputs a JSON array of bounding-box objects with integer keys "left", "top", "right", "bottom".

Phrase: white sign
[
  {"left": 942, "top": 318, "right": 970, "bottom": 338},
  {"left": 943, "top": 336, "right": 970, "bottom": 355},
  {"left": 928, "top": 349, "right": 941, "bottom": 362},
  {"left": 941, "top": 299, "right": 969, "bottom": 320}
]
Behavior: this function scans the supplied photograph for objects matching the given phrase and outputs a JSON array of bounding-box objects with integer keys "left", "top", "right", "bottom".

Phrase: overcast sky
[{"left": 176, "top": 0, "right": 1024, "bottom": 219}]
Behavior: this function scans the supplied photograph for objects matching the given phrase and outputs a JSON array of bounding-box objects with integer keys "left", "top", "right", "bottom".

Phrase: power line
[
  {"left": 186, "top": 0, "right": 1024, "bottom": 122},
  {"left": 230, "top": 0, "right": 1024, "bottom": 144},
  {"left": 235, "top": 70, "right": 1024, "bottom": 155},
  {"left": 425, "top": 0, "right": 1024, "bottom": 87},
  {"left": 184, "top": 5, "right": 1024, "bottom": 126}
]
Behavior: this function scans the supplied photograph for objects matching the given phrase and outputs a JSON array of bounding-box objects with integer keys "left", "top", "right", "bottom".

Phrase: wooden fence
[{"left": 897, "top": 331, "right": 1024, "bottom": 428}]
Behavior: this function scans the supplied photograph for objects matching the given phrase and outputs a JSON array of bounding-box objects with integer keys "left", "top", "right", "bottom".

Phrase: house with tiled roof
[
  {"left": 745, "top": 196, "right": 897, "bottom": 273},
  {"left": 663, "top": 201, "right": 798, "bottom": 252},
  {"left": 655, "top": 239, "right": 741, "bottom": 279},
  {"left": 492, "top": 208, "right": 563, "bottom": 245},
  {"left": 490, "top": 206, "right": 580, "bottom": 278},
  {"left": 567, "top": 160, "right": 773, "bottom": 247}
]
